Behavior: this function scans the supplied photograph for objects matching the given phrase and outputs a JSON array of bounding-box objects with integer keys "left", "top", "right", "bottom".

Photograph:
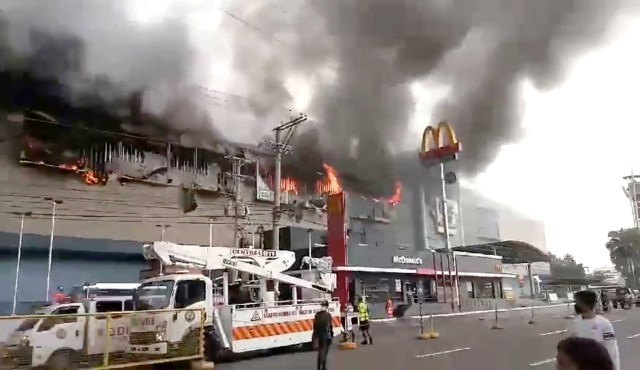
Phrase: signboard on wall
[
  {"left": 431, "top": 197, "right": 459, "bottom": 235},
  {"left": 392, "top": 256, "right": 423, "bottom": 265}
]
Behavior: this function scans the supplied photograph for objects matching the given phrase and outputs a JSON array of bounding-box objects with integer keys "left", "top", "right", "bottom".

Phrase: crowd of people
[{"left": 312, "top": 290, "right": 620, "bottom": 370}]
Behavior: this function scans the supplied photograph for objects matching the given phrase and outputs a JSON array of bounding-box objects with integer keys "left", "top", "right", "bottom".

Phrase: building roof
[
  {"left": 451, "top": 240, "right": 550, "bottom": 264},
  {"left": 539, "top": 277, "right": 602, "bottom": 286}
]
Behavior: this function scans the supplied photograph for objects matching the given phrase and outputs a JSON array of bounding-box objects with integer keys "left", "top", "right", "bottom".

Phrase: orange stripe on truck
[{"left": 233, "top": 317, "right": 342, "bottom": 340}]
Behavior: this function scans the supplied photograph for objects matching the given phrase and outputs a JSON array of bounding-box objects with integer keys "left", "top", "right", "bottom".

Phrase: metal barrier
[
  {"left": 460, "top": 298, "right": 497, "bottom": 311},
  {"left": 0, "top": 308, "right": 205, "bottom": 369}
]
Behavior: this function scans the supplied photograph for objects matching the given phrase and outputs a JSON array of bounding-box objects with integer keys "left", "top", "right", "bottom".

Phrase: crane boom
[{"left": 143, "top": 241, "right": 332, "bottom": 293}]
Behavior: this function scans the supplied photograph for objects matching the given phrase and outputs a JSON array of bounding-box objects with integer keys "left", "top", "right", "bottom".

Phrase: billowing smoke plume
[
  {"left": 225, "top": 0, "right": 637, "bottom": 183},
  {"left": 0, "top": 0, "right": 228, "bottom": 145},
  {"left": 0, "top": 0, "right": 637, "bottom": 196}
]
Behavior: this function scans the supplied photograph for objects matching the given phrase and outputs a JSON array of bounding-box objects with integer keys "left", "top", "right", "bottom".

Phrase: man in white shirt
[{"left": 569, "top": 290, "right": 620, "bottom": 370}]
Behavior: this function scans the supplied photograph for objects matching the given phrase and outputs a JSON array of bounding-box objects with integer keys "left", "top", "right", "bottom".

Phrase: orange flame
[
  {"left": 369, "top": 182, "right": 404, "bottom": 206},
  {"left": 56, "top": 160, "right": 102, "bottom": 186},
  {"left": 82, "top": 170, "right": 100, "bottom": 185},
  {"left": 315, "top": 163, "right": 342, "bottom": 195},
  {"left": 386, "top": 182, "right": 402, "bottom": 206},
  {"left": 280, "top": 178, "right": 299, "bottom": 195}
]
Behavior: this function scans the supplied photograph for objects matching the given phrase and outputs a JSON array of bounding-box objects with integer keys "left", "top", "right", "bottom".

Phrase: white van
[{"left": 1, "top": 296, "right": 133, "bottom": 370}]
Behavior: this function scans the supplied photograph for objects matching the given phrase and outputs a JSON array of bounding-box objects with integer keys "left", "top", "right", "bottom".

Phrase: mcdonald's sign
[{"left": 419, "top": 121, "right": 461, "bottom": 163}]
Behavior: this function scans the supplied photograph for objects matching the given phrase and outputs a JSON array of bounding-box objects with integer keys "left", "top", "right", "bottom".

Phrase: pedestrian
[
  {"left": 312, "top": 300, "right": 334, "bottom": 370},
  {"left": 357, "top": 295, "right": 373, "bottom": 345},
  {"left": 556, "top": 337, "right": 614, "bottom": 370},
  {"left": 600, "top": 290, "right": 609, "bottom": 312},
  {"left": 570, "top": 290, "right": 620, "bottom": 370}
]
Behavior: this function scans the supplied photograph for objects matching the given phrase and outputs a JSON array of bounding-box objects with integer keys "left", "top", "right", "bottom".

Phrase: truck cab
[
  {"left": 127, "top": 274, "right": 210, "bottom": 357},
  {"left": 1, "top": 296, "right": 134, "bottom": 369},
  {"left": 127, "top": 242, "right": 342, "bottom": 362}
]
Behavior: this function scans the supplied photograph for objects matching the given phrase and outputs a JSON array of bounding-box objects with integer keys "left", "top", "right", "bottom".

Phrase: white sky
[
  {"left": 127, "top": 2, "right": 640, "bottom": 267},
  {"left": 470, "top": 17, "right": 640, "bottom": 267}
]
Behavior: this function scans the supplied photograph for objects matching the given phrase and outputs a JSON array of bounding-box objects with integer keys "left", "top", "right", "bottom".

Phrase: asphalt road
[{"left": 216, "top": 305, "right": 640, "bottom": 369}]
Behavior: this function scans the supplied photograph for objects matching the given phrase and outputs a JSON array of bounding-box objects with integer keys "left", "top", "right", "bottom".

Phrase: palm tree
[{"left": 606, "top": 228, "right": 640, "bottom": 287}]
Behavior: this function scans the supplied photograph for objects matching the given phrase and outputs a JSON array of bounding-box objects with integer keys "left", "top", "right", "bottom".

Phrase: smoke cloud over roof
[{"left": 0, "top": 0, "right": 637, "bottom": 195}]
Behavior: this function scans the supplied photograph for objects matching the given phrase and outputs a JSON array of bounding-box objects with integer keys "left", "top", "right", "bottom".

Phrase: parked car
[{"left": 610, "top": 287, "right": 634, "bottom": 309}]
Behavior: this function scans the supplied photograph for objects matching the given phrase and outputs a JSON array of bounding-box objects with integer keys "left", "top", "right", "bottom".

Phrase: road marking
[
  {"left": 415, "top": 347, "right": 470, "bottom": 358},
  {"left": 611, "top": 319, "right": 623, "bottom": 323},
  {"left": 530, "top": 358, "right": 555, "bottom": 367},
  {"left": 539, "top": 329, "right": 567, "bottom": 337},
  {"left": 627, "top": 333, "right": 640, "bottom": 339}
]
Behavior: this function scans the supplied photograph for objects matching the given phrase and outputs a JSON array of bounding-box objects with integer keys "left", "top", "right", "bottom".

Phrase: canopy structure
[
  {"left": 451, "top": 240, "right": 550, "bottom": 264},
  {"left": 540, "top": 277, "right": 602, "bottom": 286}
]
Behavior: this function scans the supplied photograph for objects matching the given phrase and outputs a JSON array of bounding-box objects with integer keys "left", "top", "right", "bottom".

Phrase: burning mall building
[
  {"left": 0, "top": 17, "right": 547, "bottom": 314},
  {"left": 0, "top": 104, "right": 549, "bottom": 314},
  {"left": 0, "top": 103, "right": 357, "bottom": 308}
]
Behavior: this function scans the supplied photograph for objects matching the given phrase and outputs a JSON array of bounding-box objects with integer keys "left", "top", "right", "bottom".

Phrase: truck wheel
[{"left": 47, "top": 351, "right": 77, "bottom": 370}]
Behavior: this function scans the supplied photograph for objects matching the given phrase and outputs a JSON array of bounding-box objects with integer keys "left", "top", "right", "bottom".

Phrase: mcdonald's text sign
[{"left": 419, "top": 122, "right": 461, "bottom": 163}]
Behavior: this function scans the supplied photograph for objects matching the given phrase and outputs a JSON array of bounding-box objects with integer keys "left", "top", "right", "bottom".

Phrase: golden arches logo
[{"left": 419, "top": 121, "right": 461, "bottom": 162}]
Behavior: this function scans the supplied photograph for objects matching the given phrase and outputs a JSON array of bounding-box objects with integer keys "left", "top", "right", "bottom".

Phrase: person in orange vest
[{"left": 53, "top": 286, "right": 66, "bottom": 304}]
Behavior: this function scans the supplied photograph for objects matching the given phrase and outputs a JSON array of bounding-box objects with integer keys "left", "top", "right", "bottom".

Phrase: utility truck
[
  {"left": 0, "top": 284, "right": 138, "bottom": 370},
  {"left": 126, "top": 241, "right": 343, "bottom": 361}
]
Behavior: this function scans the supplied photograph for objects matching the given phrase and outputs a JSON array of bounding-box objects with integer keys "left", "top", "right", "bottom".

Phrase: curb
[{"left": 371, "top": 302, "right": 572, "bottom": 323}]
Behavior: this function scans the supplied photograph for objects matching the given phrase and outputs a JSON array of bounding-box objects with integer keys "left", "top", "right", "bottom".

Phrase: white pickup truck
[{"left": 0, "top": 296, "right": 134, "bottom": 370}]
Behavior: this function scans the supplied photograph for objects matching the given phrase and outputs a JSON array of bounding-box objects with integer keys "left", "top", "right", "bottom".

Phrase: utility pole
[
  {"left": 225, "top": 155, "right": 251, "bottom": 248},
  {"left": 260, "top": 113, "right": 307, "bottom": 250}
]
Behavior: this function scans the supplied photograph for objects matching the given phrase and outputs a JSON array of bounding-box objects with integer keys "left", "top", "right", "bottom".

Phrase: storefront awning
[
  {"left": 540, "top": 277, "right": 602, "bottom": 286},
  {"left": 451, "top": 240, "right": 550, "bottom": 264}
]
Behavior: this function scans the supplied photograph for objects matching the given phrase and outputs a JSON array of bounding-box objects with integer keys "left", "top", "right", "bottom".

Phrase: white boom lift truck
[
  {"left": 0, "top": 284, "right": 139, "bottom": 370},
  {"left": 126, "top": 241, "right": 343, "bottom": 361}
]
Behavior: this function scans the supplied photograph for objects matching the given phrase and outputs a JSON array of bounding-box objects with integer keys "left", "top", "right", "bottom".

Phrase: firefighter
[{"left": 357, "top": 295, "right": 373, "bottom": 345}]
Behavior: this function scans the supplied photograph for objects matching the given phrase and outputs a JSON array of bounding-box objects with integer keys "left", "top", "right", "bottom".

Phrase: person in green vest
[{"left": 357, "top": 295, "right": 373, "bottom": 345}]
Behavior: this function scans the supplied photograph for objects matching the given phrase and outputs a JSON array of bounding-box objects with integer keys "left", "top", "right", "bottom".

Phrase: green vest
[{"left": 357, "top": 302, "right": 369, "bottom": 321}]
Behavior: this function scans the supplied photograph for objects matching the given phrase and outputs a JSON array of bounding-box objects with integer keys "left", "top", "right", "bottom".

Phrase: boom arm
[{"left": 143, "top": 242, "right": 332, "bottom": 293}]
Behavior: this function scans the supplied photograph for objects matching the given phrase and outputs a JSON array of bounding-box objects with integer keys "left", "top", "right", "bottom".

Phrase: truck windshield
[
  {"left": 135, "top": 280, "right": 174, "bottom": 310},
  {"left": 14, "top": 308, "right": 48, "bottom": 331},
  {"left": 15, "top": 318, "right": 40, "bottom": 332}
]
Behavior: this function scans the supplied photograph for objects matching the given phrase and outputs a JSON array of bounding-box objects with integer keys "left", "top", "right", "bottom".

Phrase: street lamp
[
  {"left": 208, "top": 218, "right": 215, "bottom": 248},
  {"left": 43, "top": 197, "right": 63, "bottom": 301},
  {"left": 156, "top": 224, "right": 171, "bottom": 241},
  {"left": 10, "top": 211, "right": 32, "bottom": 315}
]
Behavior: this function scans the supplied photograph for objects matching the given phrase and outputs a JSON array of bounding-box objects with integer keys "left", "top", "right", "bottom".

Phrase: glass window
[
  {"left": 96, "top": 301, "right": 124, "bottom": 313},
  {"left": 174, "top": 280, "right": 207, "bottom": 309},
  {"left": 135, "top": 280, "right": 174, "bottom": 310},
  {"left": 359, "top": 229, "right": 367, "bottom": 245}
]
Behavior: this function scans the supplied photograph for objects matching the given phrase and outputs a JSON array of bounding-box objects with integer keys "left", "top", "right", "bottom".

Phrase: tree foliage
[
  {"left": 548, "top": 253, "right": 585, "bottom": 278},
  {"left": 606, "top": 228, "right": 640, "bottom": 286}
]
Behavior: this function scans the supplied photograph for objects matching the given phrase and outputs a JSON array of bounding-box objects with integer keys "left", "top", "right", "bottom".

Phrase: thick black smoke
[
  {"left": 0, "top": 0, "right": 637, "bottom": 197},
  {"left": 225, "top": 0, "right": 637, "bottom": 185},
  {"left": 0, "top": 0, "right": 227, "bottom": 146}
]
